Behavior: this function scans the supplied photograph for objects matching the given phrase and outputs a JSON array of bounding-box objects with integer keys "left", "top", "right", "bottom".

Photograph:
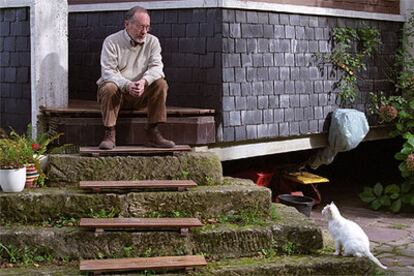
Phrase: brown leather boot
[
  {"left": 145, "top": 126, "right": 175, "bottom": 148},
  {"left": 99, "top": 127, "right": 116, "bottom": 150}
]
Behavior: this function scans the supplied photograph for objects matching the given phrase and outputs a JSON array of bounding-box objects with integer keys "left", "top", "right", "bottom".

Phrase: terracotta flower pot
[{"left": 25, "top": 163, "right": 39, "bottom": 188}]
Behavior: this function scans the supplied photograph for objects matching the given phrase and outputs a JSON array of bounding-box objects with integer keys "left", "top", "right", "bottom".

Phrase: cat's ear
[{"left": 330, "top": 201, "right": 336, "bottom": 206}]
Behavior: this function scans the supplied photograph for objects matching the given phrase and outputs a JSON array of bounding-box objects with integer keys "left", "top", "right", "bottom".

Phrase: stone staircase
[{"left": 0, "top": 152, "right": 374, "bottom": 275}]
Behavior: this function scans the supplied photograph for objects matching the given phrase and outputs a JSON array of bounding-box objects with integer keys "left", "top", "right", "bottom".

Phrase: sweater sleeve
[
  {"left": 100, "top": 38, "right": 131, "bottom": 93},
  {"left": 142, "top": 37, "right": 165, "bottom": 86}
]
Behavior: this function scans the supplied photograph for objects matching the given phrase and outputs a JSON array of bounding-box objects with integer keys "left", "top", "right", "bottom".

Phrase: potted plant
[
  {"left": 8, "top": 125, "right": 62, "bottom": 188},
  {"left": 0, "top": 138, "right": 32, "bottom": 192}
]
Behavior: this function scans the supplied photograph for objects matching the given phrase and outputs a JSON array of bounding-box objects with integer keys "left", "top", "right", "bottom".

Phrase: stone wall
[
  {"left": 68, "top": 8, "right": 402, "bottom": 143},
  {"left": 0, "top": 7, "right": 31, "bottom": 134}
]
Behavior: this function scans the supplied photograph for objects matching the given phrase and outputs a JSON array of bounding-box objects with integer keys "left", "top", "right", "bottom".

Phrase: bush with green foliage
[{"left": 360, "top": 11, "right": 414, "bottom": 213}]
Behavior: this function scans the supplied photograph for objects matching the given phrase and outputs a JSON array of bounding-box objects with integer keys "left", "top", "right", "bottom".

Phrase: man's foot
[
  {"left": 145, "top": 126, "right": 175, "bottom": 148},
  {"left": 99, "top": 127, "right": 116, "bottom": 150}
]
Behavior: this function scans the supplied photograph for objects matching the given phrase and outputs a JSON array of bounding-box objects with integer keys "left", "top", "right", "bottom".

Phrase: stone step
[
  {"left": 0, "top": 255, "right": 373, "bottom": 275},
  {"left": 46, "top": 152, "right": 222, "bottom": 185},
  {"left": 79, "top": 179, "right": 198, "bottom": 192},
  {"left": 0, "top": 179, "right": 270, "bottom": 224},
  {"left": 203, "top": 255, "right": 373, "bottom": 275},
  {"left": 0, "top": 205, "right": 322, "bottom": 261},
  {"left": 79, "top": 255, "right": 207, "bottom": 274}
]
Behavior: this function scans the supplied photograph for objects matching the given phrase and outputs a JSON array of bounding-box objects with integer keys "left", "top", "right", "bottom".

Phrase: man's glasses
[{"left": 133, "top": 24, "right": 151, "bottom": 32}]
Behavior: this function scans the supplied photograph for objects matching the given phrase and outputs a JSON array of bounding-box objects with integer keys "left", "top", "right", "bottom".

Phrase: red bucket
[
  {"left": 255, "top": 172, "right": 274, "bottom": 187},
  {"left": 232, "top": 170, "right": 274, "bottom": 187}
]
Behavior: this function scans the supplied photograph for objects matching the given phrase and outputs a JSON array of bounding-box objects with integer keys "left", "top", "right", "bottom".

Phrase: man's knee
[
  {"left": 152, "top": 78, "right": 168, "bottom": 92},
  {"left": 99, "top": 82, "right": 119, "bottom": 96}
]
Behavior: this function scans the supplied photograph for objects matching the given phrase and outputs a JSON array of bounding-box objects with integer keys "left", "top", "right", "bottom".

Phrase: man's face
[{"left": 125, "top": 11, "right": 150, "bottom": 43}]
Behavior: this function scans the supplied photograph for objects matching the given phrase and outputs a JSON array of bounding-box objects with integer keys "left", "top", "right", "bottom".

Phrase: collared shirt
[{"left": 96, "top": 29, "right": 165, "bottom": 92}]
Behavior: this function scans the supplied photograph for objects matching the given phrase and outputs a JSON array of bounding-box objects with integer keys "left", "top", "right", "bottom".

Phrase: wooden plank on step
[
  {"left": 79, "top": 145, "right": 191, "bottom": 156},
  {"left": 79, "top": 255, "right": 207, "bottom": 273},
  {"left": 41, "top": 101, "right": 215, "bottom": 116},
  {"left": 79, "top": 179, "right": 197, "bottom": 192},
  {"left": 79, "top": 217, "right": 203, "bottom": 230}
]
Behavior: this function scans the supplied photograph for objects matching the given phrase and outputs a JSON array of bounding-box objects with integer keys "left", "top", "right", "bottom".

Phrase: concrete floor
[{"left": 310, "top": 186, "right": 414, "bottom": 275}]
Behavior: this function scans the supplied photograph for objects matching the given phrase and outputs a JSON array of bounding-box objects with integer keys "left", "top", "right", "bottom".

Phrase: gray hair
[{"left": 125, "top": 6, "right": 149, "bottom": 22}]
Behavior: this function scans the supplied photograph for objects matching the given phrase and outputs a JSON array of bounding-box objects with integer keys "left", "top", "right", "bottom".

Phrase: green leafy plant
[
  {"left": 217, "top": 209, "right": 267, "bottom": 226},
  {"left": 395, "top": 132, "right": 414, "bottom": 177},
  {"left": 88, "top": 207, "right": 118, "bottom": 218},
  {"left": 19, "top": 124, "right": 62, "bottom": 157},
  {"left": 369, "top": 91, "right": 405, "bottom": 125},
  {"left": 42, "top": 215, "right": 78, "bottom": 228},
  {"left": 270, "top": 204, "right": 280, "bottom": 221},
  {"left": 138, "top": 270, "right": 156, "bottom": 276},
  {"left": 0, "top": 125, "right": 63, "bottom": 188},
  {"left": 173, "top": 170, "right": 189, "bottom": 180},
  {"left": 123, "top": 246, "right": 133, "bottom": 258},
  {"left": 281, "top": 241, "right": 298, "bottom": 256},
  {"left": 260, "top": 248, "right": 277, "bottom": 258},
  {"left": 360, "top": 183, "right": 399, "bottom": 212},
  {"left": 145, "top": 210, "right": 191, "bottom": 218},
  {"left": 0, "top": 138, "right": 32, "bottom": 169},
  {"left": 361, "top": 10, "right": 414, "bottom": 213},
  {"left": 204, "top": 176, "right": 215, "bottom": 186},
  {"left": 112, "top": 245, "right": 134, "bottom": 259},
  {"left": 141, "top": 248, "right": 154, "bottom": 258},
  {"left": 315, "top": 26, "right": 381, "bottom": 105},
  {"left": 0, "top": 243, "right": 55, "bottom": 267}
]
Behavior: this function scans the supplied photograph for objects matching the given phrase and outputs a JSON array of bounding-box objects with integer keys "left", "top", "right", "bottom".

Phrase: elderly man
[{"left": 96, "top": 6, "right": 175, "bottom": 149}]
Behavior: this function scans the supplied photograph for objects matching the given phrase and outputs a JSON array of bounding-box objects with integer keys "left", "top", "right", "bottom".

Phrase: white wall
[
  {"left": 401, "top": 0, "right": 414, "bottom": 58},
  {"left": 0, "top": 0, "right": 68, "bottom": 135}
]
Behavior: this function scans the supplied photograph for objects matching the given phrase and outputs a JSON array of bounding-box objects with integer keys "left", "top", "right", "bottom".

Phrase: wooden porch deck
[
  {"left": 41, "top": 100, "right": 215, "bottom": 117},
  {"left": 39, "top": 100, "right": 216, "bottom": 146}
]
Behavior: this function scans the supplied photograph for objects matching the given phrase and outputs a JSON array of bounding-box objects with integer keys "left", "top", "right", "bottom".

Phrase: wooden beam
[
  {"left": 80, "top": 179, "right": 197, "bottom": 192},
  {"left": 198, "top": 126, "right": 392, "bottom": 161}
]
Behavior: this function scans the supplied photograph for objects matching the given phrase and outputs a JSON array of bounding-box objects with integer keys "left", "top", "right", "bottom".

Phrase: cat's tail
[{"left": 367, "top": 252, "right": 387, "bottom": 270}]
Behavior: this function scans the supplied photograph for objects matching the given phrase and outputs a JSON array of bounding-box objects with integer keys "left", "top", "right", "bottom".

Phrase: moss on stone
[
  {"left": 0, "top": 255, "right": 373, "bottom": 275},
  {"left": 0, "top": 184, "right": 271, "bottom": 224},
  {"left": 46, "top": 152, "right": 222, "bottom": 185},
  {"left": 0, "top": 218, "right": 321, "bottom": 262},
  {"left": 201, "top": 254, "right": 373, "bottom": 275},
  {"left": 125, "top": 185, "right": 271, "bottom": 220},
  {"left": 0, "top": 188, "right": 125, "bottom": 223}
]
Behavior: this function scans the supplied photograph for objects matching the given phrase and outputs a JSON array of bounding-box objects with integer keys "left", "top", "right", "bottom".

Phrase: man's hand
[{"left": 127, "top": 79, "right": 147, "bottom": 97}]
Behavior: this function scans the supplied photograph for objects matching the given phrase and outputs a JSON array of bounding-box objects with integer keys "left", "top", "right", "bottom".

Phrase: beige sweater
[{"left": 96, "top": 29, "right": 165, "bottom": 92}]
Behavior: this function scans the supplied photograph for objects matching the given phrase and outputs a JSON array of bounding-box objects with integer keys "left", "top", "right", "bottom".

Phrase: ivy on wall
[{"left": 315, "top": 26, "right": 381, "bottom": 106}]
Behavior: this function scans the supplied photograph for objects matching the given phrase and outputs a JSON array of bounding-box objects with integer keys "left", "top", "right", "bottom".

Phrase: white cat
[{"left": 321, "top": 202, "right": 387, "bottom": 270}]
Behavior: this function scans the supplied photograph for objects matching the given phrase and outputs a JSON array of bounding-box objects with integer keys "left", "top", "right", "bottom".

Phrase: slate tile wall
[
  {"left": 69, "top": 11, "right": 124, "bottom": 101},
  {"left": 69, "top": 9, "right": 222, "bottom": 112},
  {"left": 220, "top": 9, "right": 402, "bottom": 142},
  {"left": 0, "top": 7, "right": 31, "bottom": 134},
  {"left": 68, "top": 8, "right": 402, "bottom": 143}
]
